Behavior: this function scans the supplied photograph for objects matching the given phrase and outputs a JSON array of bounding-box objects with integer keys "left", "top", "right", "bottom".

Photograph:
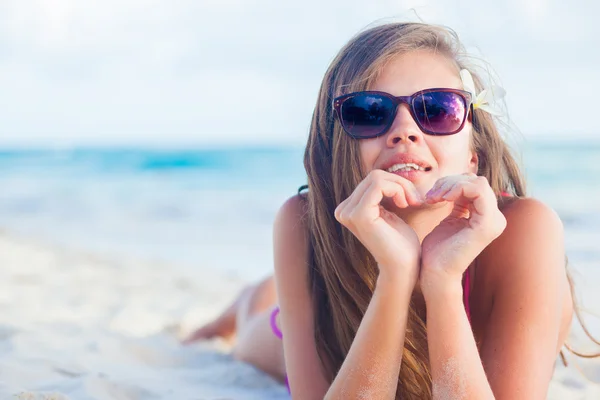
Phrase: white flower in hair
[{"left": 460, "top": 69, "right": 506, "bottom": 116}]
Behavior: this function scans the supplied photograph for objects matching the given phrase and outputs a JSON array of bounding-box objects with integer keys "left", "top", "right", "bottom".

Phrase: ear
[{"left": 469, "top": 149, "right": 479, "bottom": 174}]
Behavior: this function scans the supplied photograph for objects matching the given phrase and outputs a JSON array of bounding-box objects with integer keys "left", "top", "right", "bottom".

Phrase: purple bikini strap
[{"left": 270, "top": 307, "right": 283, "bottom": 339}]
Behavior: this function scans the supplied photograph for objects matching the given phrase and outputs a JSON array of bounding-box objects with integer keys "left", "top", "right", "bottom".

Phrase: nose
[{"left": 385, "top": 104, "right": 424, "bottom": 147}]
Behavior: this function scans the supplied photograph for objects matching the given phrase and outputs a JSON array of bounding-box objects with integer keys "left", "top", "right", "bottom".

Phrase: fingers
[
  {"left": 335, "top": 170, "right": 422, "bottom": 224},
  {"left": 335, "top": 173, "right": 377, "bottom": 221},
  {"left": 425, "top": 174, "right": 494, "bottom": 215},
  {"left": 357, "top": 179, "right": 411, "bottom": 214},
  {"left": 425, "top": 173, "right": 477, "bottom": 204},
  {"left": 437, "top": 175, "right": 506, "bottom": 240},
  {"left": 373, "top": 170, "right": 423, "bottom": 206},
  {"left": 441, "top": 177, "right": 493, "bottom": 216}
]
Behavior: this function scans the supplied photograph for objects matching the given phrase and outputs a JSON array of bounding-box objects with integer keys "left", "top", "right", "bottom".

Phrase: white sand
[
  {"left": 0, "top": 230, "right": 598, "bottom": 399},
  {"left": 0, "top": 230, "right": 288, "bottom": 400}
]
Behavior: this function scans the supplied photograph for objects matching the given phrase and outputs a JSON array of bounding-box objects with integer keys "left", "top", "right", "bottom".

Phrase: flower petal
[
  {"left": 480, "top": 86, "right": 506, "bottom": 103},
  {"left": 477, "top": 104, "right": 503, "bottom": 116},
  {"left": 476, "top": 90, "right": 488, "bottom": 106},
  {"left": 460, "top": 69, "right": 476, "bottom": 98}
]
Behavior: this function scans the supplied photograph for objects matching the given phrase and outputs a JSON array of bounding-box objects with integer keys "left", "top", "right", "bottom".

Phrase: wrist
[
  {"left": 420, "top": 271, "right": 463, "bottom": 302},
  {"left": 375, "top": 274, "right": 415, "bottom": 305},
  {"left": 377, "top": 266, "right": 418, "bottom": 291}
]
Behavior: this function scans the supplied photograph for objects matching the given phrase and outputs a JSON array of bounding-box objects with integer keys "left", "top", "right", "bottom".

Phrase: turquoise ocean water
[{"left": 0, "top": 141, "right": 598, "bottom": 288}]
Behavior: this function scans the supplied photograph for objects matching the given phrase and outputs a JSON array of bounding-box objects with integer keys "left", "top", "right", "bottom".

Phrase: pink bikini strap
[{"left": 463, "top": 269, "right": 471, "bottom": 323}]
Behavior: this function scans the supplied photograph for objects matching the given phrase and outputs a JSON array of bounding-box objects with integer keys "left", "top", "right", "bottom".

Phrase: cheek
[
  {"left": 359, "top": 140, "right": 380, "bottom": 173},
  {"left": 430, "top": 131, "right": 474, "bottom": 172}
]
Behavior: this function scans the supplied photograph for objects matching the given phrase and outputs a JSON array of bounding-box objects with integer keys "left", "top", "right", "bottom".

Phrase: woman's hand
[
  {"left": 420, "top": 173, "right": 507, "bottom": 288},
  {"left": 334, "top": 170, "right": 423, "bottom": 285}
]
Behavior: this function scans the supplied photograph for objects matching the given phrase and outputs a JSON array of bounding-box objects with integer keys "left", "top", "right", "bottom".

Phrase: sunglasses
[{"left": 333, "top": 88, "right": 473, "bottom": 139}]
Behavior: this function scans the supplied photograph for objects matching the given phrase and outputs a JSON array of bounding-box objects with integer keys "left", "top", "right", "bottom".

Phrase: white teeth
[{"left": 387, "top": 163, "right": 425, "bottom": 173}]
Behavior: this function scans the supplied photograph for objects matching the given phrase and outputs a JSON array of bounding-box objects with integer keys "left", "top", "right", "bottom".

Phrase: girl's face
[{"left": 359, "top": 50, "right": 479, "bottom": 197}]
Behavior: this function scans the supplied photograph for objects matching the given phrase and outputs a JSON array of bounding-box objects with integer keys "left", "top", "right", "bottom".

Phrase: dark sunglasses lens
[
  {"left": 340, "top": 94, "right": 395, "bottom": 137},
  {"left": 413, "top": 91, "right": 466, "bottom": 134}
]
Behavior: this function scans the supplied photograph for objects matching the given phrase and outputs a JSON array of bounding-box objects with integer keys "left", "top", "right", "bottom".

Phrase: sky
[{"left": 0, "top": 0, "right": 598, "bottom": 146}]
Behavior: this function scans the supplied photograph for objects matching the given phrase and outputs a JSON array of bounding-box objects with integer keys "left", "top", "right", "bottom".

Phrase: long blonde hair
[{"left": 300, "top": 22, "right": 599, "bottom": 399}]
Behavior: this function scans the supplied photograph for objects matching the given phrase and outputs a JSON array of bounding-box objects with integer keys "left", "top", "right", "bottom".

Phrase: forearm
[
  {"left": 423, "top": 278, "right": 494, "bottom": 400},
  {"left": 325, "top": 271, "right": 414, "bottom": 400}
]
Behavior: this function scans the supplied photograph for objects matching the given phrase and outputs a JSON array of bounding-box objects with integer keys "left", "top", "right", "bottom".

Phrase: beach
[
  {"left": 0, "top": 229, "right": 598, "bottom": 399},
  {"left": 0, "top": 230, "right": 289, "bottom": 400},
  {"left": 0, "top": 143, "right": 598, "bottom": 399}
]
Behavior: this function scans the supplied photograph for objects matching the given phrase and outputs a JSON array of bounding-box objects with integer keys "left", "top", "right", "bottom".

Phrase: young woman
[{"left": 185, "top": 22, "right": 598, "bottom": 399}]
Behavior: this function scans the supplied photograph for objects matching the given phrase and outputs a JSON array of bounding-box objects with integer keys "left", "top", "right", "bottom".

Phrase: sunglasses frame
[{"left": 332, "top": 88, "right": 473, "bottom": 139}]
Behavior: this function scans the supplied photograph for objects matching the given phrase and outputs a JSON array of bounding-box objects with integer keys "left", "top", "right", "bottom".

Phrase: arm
[
  {"left": 423, "top": 278, "right": 494, "bottom": 399},
  {"left": 275, "top": 187, "right": 420, "bottom": 399},
  {"left": 423, "top": 198, "right": 567, "bottom": 399},
  {"left": 478, "top": 199, "right": 566, "bottom": 398},
  {"left": 324, "top": 271, "right": 414, "bottom": 399},
  {"left": 273, "top": 196, "right": 329, "bottom": 399}
]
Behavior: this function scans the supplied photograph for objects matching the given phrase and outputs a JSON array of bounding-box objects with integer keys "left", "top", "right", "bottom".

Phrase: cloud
[{"left": 0, "top": 0, "right": 598, "bottom": 145}]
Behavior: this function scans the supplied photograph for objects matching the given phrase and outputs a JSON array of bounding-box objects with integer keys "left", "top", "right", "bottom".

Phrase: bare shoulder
[
  {"left": 474, "top": 197, "right": 575, "bottom": 386},
  {"left": 274, "top": 193, "right": 308, "bottom": 237},
  {"left": 274, "top": 193, "right": 330, "bottom": 396},
  {"left": 499, "top": 196, "right": 563, "bottom": 231},
  {"left": 273, "top": 193, "right": 309, "bottom": 276},
  {"left": 479, "top": 196, "right": 566, "bottom": 290}
]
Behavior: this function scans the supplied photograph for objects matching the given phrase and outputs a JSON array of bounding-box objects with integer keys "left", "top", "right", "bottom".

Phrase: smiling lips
[
  {"left": 387, "top": 162, "right": 426, "bottom": 172},
  {"left": 381, "top": 154, "right": 432, "bottom": 181}
]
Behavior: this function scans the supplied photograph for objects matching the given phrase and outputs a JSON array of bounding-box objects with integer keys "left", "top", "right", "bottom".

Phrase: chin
[{"left": 414, "top": 180, "right": 436, "bottom": 197}]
